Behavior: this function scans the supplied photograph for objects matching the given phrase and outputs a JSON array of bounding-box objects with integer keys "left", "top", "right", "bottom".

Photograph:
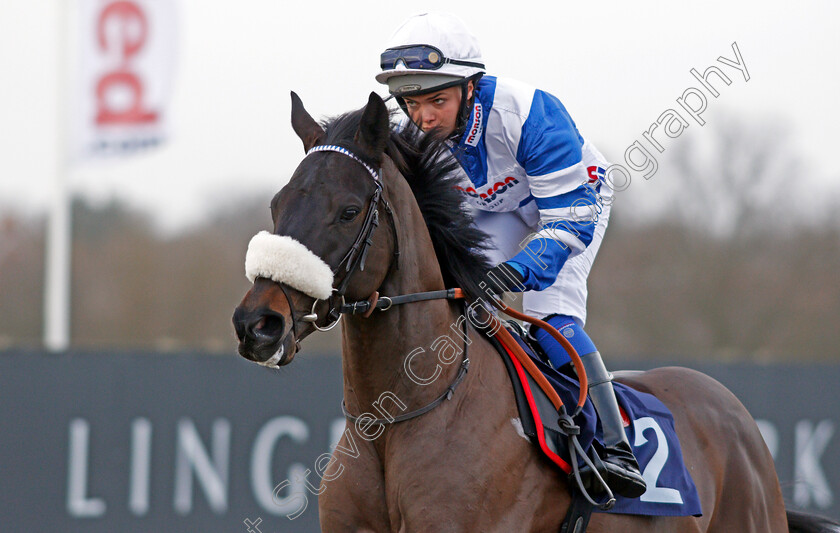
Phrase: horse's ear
[
  {"left": 355, "top": 92, "right": 389, "bottom": 162},
  {"left": 290, "top": 91, "right": 324, "bottom": 153}
]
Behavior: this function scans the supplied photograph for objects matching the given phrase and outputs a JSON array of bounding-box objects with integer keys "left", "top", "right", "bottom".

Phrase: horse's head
[{"left": 233, "top": 91, "right": 398, "bottom": 367}]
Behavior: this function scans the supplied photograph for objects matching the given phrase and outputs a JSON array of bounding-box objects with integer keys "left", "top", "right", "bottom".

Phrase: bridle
[
  {"left": 300, "top": 145, "right": 467, "bottom": 326},
  {"left": 281, "top": 143, "right": 470, "bottom": 426},
  {"left": 299, "top": 144, "right": 400, "bottom": 330},
  {"left": 279, "top": 143, "right": 463, "bottom": 337}
]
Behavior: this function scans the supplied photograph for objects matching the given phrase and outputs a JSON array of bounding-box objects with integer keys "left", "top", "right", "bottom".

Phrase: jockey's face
[{"left": 402, "top": 81, "right": 474, "bottom": 137}]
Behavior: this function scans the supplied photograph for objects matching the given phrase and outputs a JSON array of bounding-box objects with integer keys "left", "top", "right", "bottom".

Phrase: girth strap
[{"left": 559, "top": 488, "right": 595, "bottom": 532}]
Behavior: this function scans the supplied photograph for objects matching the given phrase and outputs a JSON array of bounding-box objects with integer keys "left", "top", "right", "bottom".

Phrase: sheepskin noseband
[{"left": 244, "top": 231, "right": 334, "bottom": 300}]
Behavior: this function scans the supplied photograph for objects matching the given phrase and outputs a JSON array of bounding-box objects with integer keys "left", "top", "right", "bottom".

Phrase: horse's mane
[{"left": 320, "top": 108, "right": 493, "bottom": 302}]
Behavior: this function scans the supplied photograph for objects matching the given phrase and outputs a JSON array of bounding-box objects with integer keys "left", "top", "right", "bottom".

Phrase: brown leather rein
[{"left": 338, "top": 287, "right": 589, "bottom": 423}]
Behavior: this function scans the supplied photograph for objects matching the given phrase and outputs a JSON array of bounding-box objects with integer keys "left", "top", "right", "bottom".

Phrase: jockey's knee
[{"left": 533, "top": 314, "right": 597, "bottom": 368}]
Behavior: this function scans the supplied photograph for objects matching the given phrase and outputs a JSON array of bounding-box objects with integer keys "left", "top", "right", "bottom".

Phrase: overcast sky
[{"left": 1, "top": 0, "right": 838, "bottom": 233}]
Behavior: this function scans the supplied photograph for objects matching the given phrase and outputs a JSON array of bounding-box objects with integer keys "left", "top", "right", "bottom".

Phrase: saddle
[{"left": 476, "top": 312, "right": 703, "bottom": 518}]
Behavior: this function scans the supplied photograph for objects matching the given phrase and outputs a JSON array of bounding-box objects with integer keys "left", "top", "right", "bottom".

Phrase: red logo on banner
[{"left": 95, "top": 1, "right": 158, "bottom": 126}]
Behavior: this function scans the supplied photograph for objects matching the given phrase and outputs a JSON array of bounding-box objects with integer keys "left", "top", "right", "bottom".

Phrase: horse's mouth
[
  {"left": 257, "top": 344, "right": 286, "bottom": 368},
  {"left": 256, "top": 341, "right": 298, "bottom": 368},
  {"left": 237, "top": 331, "right": 298, "bottom": 368}
]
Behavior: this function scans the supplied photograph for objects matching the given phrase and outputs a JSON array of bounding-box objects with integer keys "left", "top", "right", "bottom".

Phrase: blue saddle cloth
[{"left": 496, "top": 328, "right": 703, "bottom": 517}]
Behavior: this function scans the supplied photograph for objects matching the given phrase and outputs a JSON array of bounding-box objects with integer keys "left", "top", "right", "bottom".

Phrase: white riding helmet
[{"left": 376, "top": 12, "right": 486, "bottom": 96}]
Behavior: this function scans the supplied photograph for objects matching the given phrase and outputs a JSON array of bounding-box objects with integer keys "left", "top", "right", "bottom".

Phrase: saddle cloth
[{"left": 488, "top": 326, "right": 703, "bottom": 517}]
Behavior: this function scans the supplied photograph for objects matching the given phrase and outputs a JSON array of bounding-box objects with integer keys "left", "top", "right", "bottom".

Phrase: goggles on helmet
[{"left": 380, "top": 45, "right": 485, "bottom": 71}]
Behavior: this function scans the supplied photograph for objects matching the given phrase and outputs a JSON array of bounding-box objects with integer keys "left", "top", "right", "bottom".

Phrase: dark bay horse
[{"left": 233, "top": 92, "right": 831, "bottom": 532}]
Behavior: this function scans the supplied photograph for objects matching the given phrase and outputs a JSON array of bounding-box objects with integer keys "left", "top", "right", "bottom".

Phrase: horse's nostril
[
  {"left": 233, "top": 308, "right": 249, "bottom": 341},
  {"left": 234, "top": 307, "right": 286, "bottom": 345},
  {"left": 253, "top": 313, "right": 284, "bottom": 338}
]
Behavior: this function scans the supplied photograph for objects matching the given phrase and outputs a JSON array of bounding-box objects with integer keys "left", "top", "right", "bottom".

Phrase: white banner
[{"left": 72, "top": 0, "right": 177, "bottom": 162}]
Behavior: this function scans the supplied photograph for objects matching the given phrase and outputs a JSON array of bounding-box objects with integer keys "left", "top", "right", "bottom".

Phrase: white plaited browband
[
  {"left": 307, "top": 144, "right": 381, "bottom": 182},
  {"left": 245, "top": 231, "right": 334, "bottom": 300}
]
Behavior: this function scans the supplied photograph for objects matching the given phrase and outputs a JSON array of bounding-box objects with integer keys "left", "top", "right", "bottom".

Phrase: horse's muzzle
[{"left": 232, "top": 306, "right": 297, "bottom": 366}]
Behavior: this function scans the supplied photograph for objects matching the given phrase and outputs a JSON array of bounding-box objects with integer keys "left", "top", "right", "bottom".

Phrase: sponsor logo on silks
[
  {"left": 465, "top": 102, "right": 484, "bottom": 147},
  {"left": 587, "top": 165, "right": 606, "bottom": 184},
  {"left": 456, "top": 176, "right": 519, "bottom": 204}
]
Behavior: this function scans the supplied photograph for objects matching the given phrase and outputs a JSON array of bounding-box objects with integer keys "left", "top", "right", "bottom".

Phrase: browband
[{"left": 307, "top": 144, "right": 381, "bottom": 182}]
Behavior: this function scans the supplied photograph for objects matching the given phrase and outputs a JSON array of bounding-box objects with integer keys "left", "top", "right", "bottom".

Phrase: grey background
[{"left": 1, "top": 350, "right": 837, "bottom": 532}]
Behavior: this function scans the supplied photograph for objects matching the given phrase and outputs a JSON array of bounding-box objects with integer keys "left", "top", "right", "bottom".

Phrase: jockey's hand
[{"left": 482, "top": 263, "right": 526, "bottom": 294}]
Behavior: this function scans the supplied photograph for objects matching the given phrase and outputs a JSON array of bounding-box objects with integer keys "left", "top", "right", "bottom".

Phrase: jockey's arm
[{"left": 502, "top": 89, "right": 599, "bottom": 292}]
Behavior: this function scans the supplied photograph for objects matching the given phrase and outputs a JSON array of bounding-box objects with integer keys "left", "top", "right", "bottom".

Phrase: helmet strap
[{"left": 452, "top": 73, "right": 483, "bottom": 140}]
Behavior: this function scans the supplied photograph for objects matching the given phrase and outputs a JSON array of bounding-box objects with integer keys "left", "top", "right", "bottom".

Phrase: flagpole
[{"left": 44, "top": 0, "right": 71, "bottom": 352}]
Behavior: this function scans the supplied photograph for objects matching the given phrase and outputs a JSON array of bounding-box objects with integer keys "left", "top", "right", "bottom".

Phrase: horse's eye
[{"left": 340, "top": 207, "right": 361, "bottom": 222}]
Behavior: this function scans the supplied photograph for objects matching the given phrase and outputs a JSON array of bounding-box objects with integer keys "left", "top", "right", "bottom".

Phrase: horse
[{"left": 233, "top": 91, "right": 836, "bottom": 532}]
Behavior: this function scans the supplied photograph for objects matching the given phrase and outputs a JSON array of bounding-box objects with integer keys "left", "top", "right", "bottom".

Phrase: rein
[
  {"left": 336, "top": 286, "right": 591, "bottom": 431},
  {"left": 338, "top": 281, "right": 587, "bottom": 413},
  {"left": 341, "top": 288, "right": 464, "bottom": 316}
]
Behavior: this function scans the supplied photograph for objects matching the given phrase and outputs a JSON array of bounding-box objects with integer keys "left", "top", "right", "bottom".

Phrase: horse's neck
[
  {"left": 340, "top": 175, "right": 464, "bottom": 414},
  {"left": 340, "top": 299, "right": 464, "bottom": 414}
]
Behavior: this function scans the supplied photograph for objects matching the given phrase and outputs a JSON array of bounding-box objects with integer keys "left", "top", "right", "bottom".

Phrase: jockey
[{"left": 376, "top": 12, "right": 647, "bottom": 499}]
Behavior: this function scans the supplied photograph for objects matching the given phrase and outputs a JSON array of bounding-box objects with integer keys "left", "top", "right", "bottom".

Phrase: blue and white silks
[{"left": 449, "top": 76, "right": 613, "bottom": 324}]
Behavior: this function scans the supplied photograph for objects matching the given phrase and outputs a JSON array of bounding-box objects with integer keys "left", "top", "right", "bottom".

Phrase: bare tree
[
  {"left": 658, "top": 113, "right": 805, "bottom": 238},
  {"left": 589, "top": 114, "right": 840, "bottom": 361}
]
